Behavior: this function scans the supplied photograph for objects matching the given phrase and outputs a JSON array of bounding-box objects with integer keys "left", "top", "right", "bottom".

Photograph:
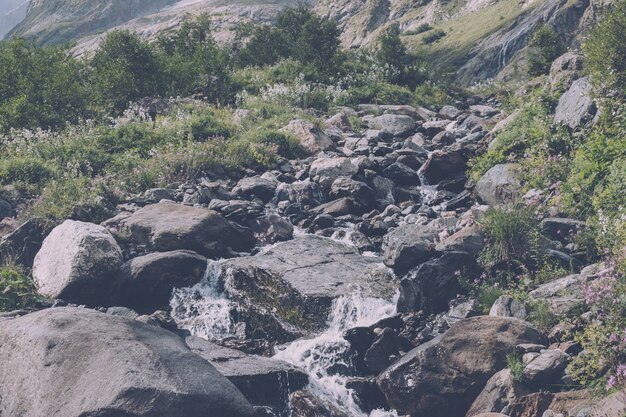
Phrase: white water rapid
[{"left": 171, "top": 260, "right": 399, "bottom": 417}]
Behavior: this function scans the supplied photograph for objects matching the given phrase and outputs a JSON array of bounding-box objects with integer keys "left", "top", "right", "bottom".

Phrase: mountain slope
[
  {"left": 10, "top": 0, "right": 606, "bottom": 83},
  {"left": 0, "top": 0, "right": 28, "bottom": 39}
]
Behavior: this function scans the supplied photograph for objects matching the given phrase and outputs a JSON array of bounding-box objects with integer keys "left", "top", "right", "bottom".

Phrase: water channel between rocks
[{"left": 171, "top": 256, "right": 399, "bottom": 417}]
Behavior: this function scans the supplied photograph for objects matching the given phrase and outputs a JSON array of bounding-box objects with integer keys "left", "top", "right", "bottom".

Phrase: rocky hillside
[
  {"left": 1, "top": 59, "right": 624, "bottom": 415},
  {"left": 9, "top": 0, "right": 605, "bottom": 83},
  {"left": 0, "top": 0, "right": 28, "bottom": 39}
]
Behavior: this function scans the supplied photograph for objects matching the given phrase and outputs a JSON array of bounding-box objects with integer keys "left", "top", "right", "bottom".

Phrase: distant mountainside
[
  {"left": 0, "top": 0, "right": 28, "bottom": 39},
  {"left": 8, "top": 0, "right": 607, "bottom": 83}
]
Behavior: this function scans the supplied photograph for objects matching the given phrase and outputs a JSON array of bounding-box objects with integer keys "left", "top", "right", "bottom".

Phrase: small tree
[
  {"left": 584, "top": 0, "right": 626, "bottom": 95},
  {"left": 375, "top": 24, "right": 424, "bottom": 88},
  {"left": 89, "top": 30, "right": 162, "bottom": 113},
  {"left": 528, "top": 24, "right": 565, "bottom": 76}
]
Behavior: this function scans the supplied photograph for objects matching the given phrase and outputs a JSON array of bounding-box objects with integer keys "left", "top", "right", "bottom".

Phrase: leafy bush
[
  {"left": 89, "top": 30, "right": 163, "bottom": 113},
  {"left": 0, "top": 264, "right": 36, "bottom": 312},
  {"left": 376, "top": 24, "right": 425, "bottom": 88},
  {"left": 528, "top": 25, "right": 565, "bottom": 76},
  {"left": 584, "top": 0, "right": 626, "bottom": 94},
  {"left": 0, "top": 158, "right": 54, "bottom": 185},
  {"left": 0, "top": 38, "right": 89, "bottom": 132}
]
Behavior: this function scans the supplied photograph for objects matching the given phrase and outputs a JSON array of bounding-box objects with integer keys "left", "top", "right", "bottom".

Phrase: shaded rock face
[
  {"left": 397, "top": 251, "right": 480, "bottom": 315},
  {"left": 0, "top": 218, "right": 45, "bottom": 267},
  {"left": 289, "top": 390, "right": 351, "bottom": 417},
  {"left": 220, "top": 235, "right": 396, "bottom": 332},
  {"left": 121, "top": 201, "right": 255, "bottom": 258},
  {"left": 186, "top": 336, "right": 308, "bottom": 414},
  {"left": 377, "top": 316, "right": 547, "bottom": 417},
  {"left": 11, "top": 0, "right": 177, "bottom": 45},
  {"left": 33, "top": 220, "right": 123, "bottom": 305},
  {"left": 466, "top": 369, "right": 531, "bottom": 417},
  {"left": 116, "top": 250, "right": 207, "bottom": 314},
  {"left": 0, "top": 308, "right": 255, "bottom": 417},
  {"left": 554, "top": 77, "right": 598, "bottom": 129}
]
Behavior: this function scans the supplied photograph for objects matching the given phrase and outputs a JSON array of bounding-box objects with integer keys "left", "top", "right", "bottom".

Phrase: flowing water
[{"left": 171, "top": 260, "right": 399, "bottom": 417}]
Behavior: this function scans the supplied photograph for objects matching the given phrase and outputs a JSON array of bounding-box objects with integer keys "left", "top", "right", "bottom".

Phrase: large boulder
[
  {"left": 121, "top": 201, "right": 255, "bottom": 258},
  {"left": 186, "top": 336, "right": 308, "bottom": 412},
  {"left": 281, "top": 119, "right": 334, "bottom": 154},
  {"left": 521, "top": 349, "right": 568, "bottom": 386},
  {"left": 233, "top": 176, "right": 278, "bottom": 203},
  {"left": 0, "top": 308, "right": 255, "bottom": 417},
  {"left": 420, "top": 151, "right": 467, "bottom": 185},
  {"left": 475, "top": 164, "right": 521, "bottom": 206},
  {"left": 554, "top": 77, "right": 598, "bottom": 129},
  {"left": 549, "top": 52, "right": 584, "bottom": 91},
  {"left": 33, "top": 220, "right": 123, "bottom": 305},
  {"left": 115, "top": 250, "right": 207, "bottom": 314},
  {"left": 528, "top": 273, "right": 587, "bottom": 316},
  {"left": 369, "top": 114, "right": 417, "bottom": 137},
  {"left": 382, "top": 223, "right": 439, "bottom": 276},
  {"left": 220, "top": 235, "right": 396, "bottom": 331},
  {"left": 377, "top": 316, "right": 547, "bottom": 417},
  {"left": 309, "top": 157, "right": 359, "bottom": 187},
  {"left": 397, "top": 251, "right": 480, "bottom": 315}
]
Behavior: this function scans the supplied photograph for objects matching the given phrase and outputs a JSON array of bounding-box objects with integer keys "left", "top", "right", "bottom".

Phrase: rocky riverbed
[{"left": 0, "top": 72, "right": 622, "bottom": 417}]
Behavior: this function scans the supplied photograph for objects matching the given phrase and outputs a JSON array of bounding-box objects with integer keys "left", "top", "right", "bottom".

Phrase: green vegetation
[
  {"left": 528, "top": 25, "right": 565, "bottom": 76},
  {"left": 506, "top": 352, "right": 525, "bottom": 382},
  {"left": 584, "top": 0, "right": 626, "bottom": 95},
  {"left": 422, "top": 29, "right": 446, "bottom": 45},
  {"left": 0, "top": 263, "right": 36, "bottom": 312}
]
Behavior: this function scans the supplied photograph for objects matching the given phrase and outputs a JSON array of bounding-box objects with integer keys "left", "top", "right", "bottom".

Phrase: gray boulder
[
  {"left": 233, "top": 176, "right": 278, "bottom": 203},
  {"left": 466, "top": 369, "right": 531, "bottom": 417},
  {"left": 309, "top": 157, "right": 358, "bottom": 187},
  {"left": 0, "top": 218, "right": 45, "bottom": 267},
  {"left": 369, "top": 114, "right": 417, "bottom": 137},
  {"left": 377, "top": 316, "right": 547, "bottom": 417},
  {"left": 397, "top": 251, "right": 480, "bottom": 315},
  {"left": 549, "top": 52, "right": 584, "bottom": 91},
  {"left": 475, "top": 164, "right": 521, "bottom": 206},
  {"left": 281, "top": 119, "right": 334, "bottom": 154},
  {"left": 121, "top": 201, "right": 255, "bottom": 257},
  {"left": 116, "top": 250, "right": 207, "bottom": 313},
  {"left": 522, "top": 349, "right": 569, "bottom": 385},
  {"left": 435, "top": 225, "right": 485, "bottom": 256},
  {"left": 0, "top": 307, "right": 255, "bottom": 417},
  {"left": 33, "top": 220, "right": 123, "bottom": 305},
  {"left": 528, "top": 274, "right": 587, "bottom": 316},
  {"left": 329, "top": 177, "right": 376, "bottom": 208},
  {"left": 186, "top": 336, "right": 308, "bottom": 412},
  {"left": 382, "top": 223, "right": 439, "bottom": 275},
  {"left": 220, "top": 235, "right": 396, "bottom": 331},
  {"left": 489, "top": 295, "right": 526, "bottom": 320},
  {"left": 420, "top": 151, "right": 467, "bottom": 185},
  {"left": 554, "top": 77, "right": 598, "bottom": 129}
]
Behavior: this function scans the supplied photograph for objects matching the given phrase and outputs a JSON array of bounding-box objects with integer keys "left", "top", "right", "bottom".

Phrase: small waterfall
[
  {"left": 273, "top": 293, "right": 398, "bottom": 417},
  {"left": 171, "top": 261, "right": 399, "bottom": 416},
  {"left": 170, "top": 260, "right": 234, "bottom": 341}
]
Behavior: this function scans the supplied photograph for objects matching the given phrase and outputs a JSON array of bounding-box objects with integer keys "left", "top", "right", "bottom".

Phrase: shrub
[
  {"left": 376, "top": 24, "right": 425, "bottom": 88},
  {"left": 507, "top": 352, "right": 525, "bottom": 382},
  {"left": 528, "top": 25, "right": 565, "bottom": 76},
  {"left": 250, "top": 130, "right": 303, "bottom": 159},
  {"left": 89, "top": 30, "right": 163, "bottom": 113},
  {"left": 0, "top": 158, "right": 53, "bottom": 185},
  {"left": 479, "top": 205, "right": 539, "bottom": 268},
  {"left": 189, "top": 111, "right": 236, "bottom": 141},
  {"left": 0, "top": 264, "right": 36, "bottom": 312},
  {"left": 0, "top": 38, "right": 89, "bottom": 132},
  {"left": 584, "top": 0, "right": 626, "bottom": 94}
]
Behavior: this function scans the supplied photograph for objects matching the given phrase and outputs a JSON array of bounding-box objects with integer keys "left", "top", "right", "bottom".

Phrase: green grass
[
  {"left": 404, "top": 0, "right": 536, "bottom": 67},
  {"left": 0, "top": 263, "right": 36, "bottom": 312}
]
